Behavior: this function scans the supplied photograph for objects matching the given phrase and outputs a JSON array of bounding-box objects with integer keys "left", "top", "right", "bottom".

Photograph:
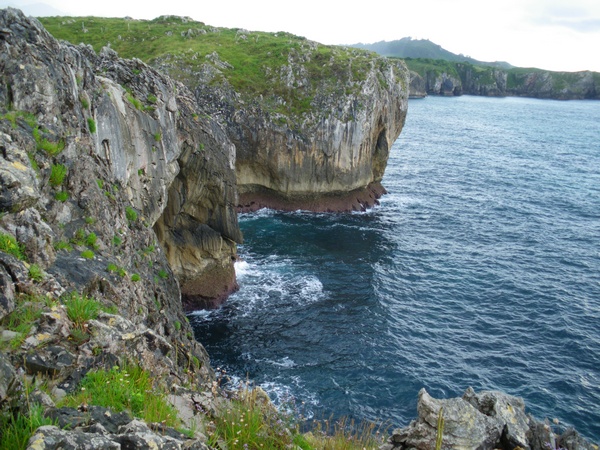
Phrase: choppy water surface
[{"left": 191, "top": 96, "right": 600, "bottom": 440}]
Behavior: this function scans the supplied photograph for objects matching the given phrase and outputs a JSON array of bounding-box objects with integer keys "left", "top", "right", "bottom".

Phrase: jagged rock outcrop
[
  {"left": 157, "top": 40, "right": 409, "bottom": 212},
  {"left": 0, "top": 7, "right": 240, "bottom": 313},
  {"left": 384, "top": 388, "right": 598, "bottom": 450}
]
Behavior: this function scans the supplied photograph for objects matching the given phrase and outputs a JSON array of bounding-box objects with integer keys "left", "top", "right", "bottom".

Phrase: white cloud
[{"left": 1, "top": 0, "right": 599, "bottom": 72}]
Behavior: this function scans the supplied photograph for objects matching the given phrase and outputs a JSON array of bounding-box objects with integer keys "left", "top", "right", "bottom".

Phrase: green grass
[
  {"left": 80, "top": 249, "right": 95, "bottom": 259},
  {"left": 0, "top": 294, "right": 50, "bottom": 349},
  {"left": 38, "top": 16, "right": 379, "bottom": 118},
  {"left": 87, "top": 117, "right": 96, "bottom": 133},
  {"left": 34, "top": 128, "right": 65, "bottom": 156},
  {"left": 54, "top": 190, "right": 69, "bottom": 202},
  {"left": 0, "top": 232, "right": 26, "bottom": 260},
  {"left": 112, "top": 234, "right": 122, "bottom": 246},
  {"left": 62, "top": 292, "right": 101, "bottom": 328},
  {"left": 0, "top": 403, "right": 56, "bottom": 450},
  {"left": 207, "top": 387, "right": 294, "bottom": 450},
  {"left": 53, "top": 240, "right": 73, "bottom": 252},
  {"left": 28, "top": 264, "right": 44, "bottom": 282},
  {"left": 157, "top": 269, "right": 169, "bottom": 279},
  {"left": 49, "top": 163, "right": 67, "bottom": 187},
  {"left": 131, "top": 273, "right": 140, "bottom": 282},
  {"left": 125, "top": 206, "right": 138, "bottom": 222},
  {"left": 59, "top": 363, "right": 180, "bottom": 427},
  {"left": 70, "top": 228, "right": 86, "bottom": 246},
  {"left": 85, "top": 232, "right": 99, "bottom": 250}
]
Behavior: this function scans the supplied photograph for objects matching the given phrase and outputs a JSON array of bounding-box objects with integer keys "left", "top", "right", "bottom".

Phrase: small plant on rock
[
  {"left": 125, "top": 206, "right": 138, "bottom": 222},
  {"left": 80, "top": 249, "right": 94, "bottom": 259},
  {"left": 49, "top": 163, "right": 67, "bottom": 187},
  {"left": 63, "top": 292, "right": 101, "bottom": 328},
  {"left": 87, "top": 117, "right": 96, "bottom": 133},
  {"left": 0, "top": 232, "right": 26, "bottom": 261},
  {"left": 54, "top": 190, "right": 69, "bottom": 202},
  {"left": 28, "top": 264, "right": 44, "bottom": 282}
]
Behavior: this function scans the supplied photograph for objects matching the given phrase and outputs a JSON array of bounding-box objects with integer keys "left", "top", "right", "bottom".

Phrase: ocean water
[{"left": 190, "top": 95, "right": 600, "bottom": 441}]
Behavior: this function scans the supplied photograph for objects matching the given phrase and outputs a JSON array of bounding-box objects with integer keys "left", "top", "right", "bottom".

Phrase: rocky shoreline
[{"left": 0, "top": 7, "right": 598, "bottom": 450}]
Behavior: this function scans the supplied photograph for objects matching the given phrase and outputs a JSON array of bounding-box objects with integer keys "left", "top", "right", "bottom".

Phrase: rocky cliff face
[
  {"left": 158, "top": 40, "right": 409, "bottom": 212},
  {"left": 0, "top": 6, "right": 238, "bottom": 362},
  {"left": 409, "top": 63, "right": 599, "bottom": 100}
]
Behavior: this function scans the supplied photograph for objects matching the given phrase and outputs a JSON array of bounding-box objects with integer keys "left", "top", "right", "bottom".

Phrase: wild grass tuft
[
  {"left": 54, "top": 190, "right": 69, "bottom": 202},
  {"left": 207, "top": 386, "right": 296, "bottom": 450},
  {"left": 80, "top": 249, "right": 94, "bottom": 259},
  {"left": 28, "top": 264, "right": 44, "bottom": 282},
  {"left": 59, "top": 363, "right": 180, "bottom": 427},
  {"left": 87, "top": 117, "right": 96, "bottom": 133},
  {"left": 0, "top": 403, "right": 56, "bottom": 450},
  {"left": 0, "top": 232, "right": 27, "bottom": 261},
  {"left": 62, "top": 292, "right": 101, "bottom": 327},
  {"left": 49, "top": 163, "right": 67, "bottom": 187},
  {"left": 125, "top": 206, "right": 138, "bottom": 222}
]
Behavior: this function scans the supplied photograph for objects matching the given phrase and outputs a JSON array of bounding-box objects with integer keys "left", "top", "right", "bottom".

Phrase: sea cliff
[
  {"left": 406, "top": 59, "right": 600, "bottom": 100},
  {"left": 0, "top": 8, "right": 597, "bottom": 450}
]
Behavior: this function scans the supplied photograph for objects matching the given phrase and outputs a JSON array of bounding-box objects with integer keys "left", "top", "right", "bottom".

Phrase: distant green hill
[{"left": 349, "top": 37, "right": 513, "bottom": 70}]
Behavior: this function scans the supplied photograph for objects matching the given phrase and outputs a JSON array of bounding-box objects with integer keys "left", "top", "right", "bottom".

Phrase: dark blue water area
[{"left": 190, "top": 95, "right": 600, "bottom": 440}]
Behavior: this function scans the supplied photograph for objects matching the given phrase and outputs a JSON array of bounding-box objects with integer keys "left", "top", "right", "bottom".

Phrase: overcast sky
[{"left": 3, "top": 0, "right": 600, "bottom": 72}]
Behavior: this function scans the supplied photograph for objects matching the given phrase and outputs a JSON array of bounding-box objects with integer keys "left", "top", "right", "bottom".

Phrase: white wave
[{"left": 234, "top": 259, "right": 252, "bottom": 278}]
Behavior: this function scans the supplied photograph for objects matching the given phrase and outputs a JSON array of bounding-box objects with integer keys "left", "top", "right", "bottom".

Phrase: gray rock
[
  {"left": 0, "top": 132, "right": 40, "bottom": 213},
  {"left": 0, "top": 261, "right": 15, "bottom": 321},
  {"left": 0, "top": 352, "right": 21, "bottom": 406},
  {"left": 462, "top": 387, "right": 530, "bottom": 448}
]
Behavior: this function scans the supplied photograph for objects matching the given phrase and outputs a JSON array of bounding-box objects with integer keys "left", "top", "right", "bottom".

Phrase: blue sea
[{"left": 190, "top": 95, "right": 600, "bottom": 441}]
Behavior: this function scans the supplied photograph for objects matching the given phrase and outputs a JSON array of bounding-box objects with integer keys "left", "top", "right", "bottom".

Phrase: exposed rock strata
[
  {"left": 159, "top": 42, "right": 409, "bottom": 212},
  {"left": 409, "top": 64, "right": 599, "bottom": 100},
  {"left": 0, "top": 8, "right": 240, "bottom": 309}
]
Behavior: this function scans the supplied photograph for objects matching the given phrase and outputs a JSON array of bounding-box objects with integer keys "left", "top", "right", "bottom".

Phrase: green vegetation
[
  {"left": 49, "top": 163, "right": 67, "bottom": 187},
  {"left": 436, "top": 407, "right": 445, "bottom": 450},
  {"left": 87, "top": 117, "right": 96, "bottom": 133},
  {"left": 80, "top": 249, "right": 95, "bottom": 259},
  {"left": 63, "top": 291, "right": 101, "bottom": 327},
  {"left": 54, "top": 240, "right": 73, "bottom": 252},
  {"left": 157, "top": 269, "right": 169, "bottom": 279},
  {"left": 54, "top": 190, "right": 69, "bottom": 202},
  {"left": 85, "top": 232, "right": 99, "bottom": 250},
  {"left": 131, "top": 273, "right": 140, "bottom": 282},
  {"left": 107, "top": 262, "right": 118, "bottom": 273},
  {"left": 0, "top": 294, "right": 53, "bottom": 350},
  {"left": 80, "top": 96, "right": 90, "bottom": 109},
  {"left": 0, "top": 403, "right": 56, "bottom": 450},
  {"left": 153, "top": 131, "right": 162, "bottom": 142},
  {"left": 59, "top": 363, "right": 180, "bottom": 427},
  {"left": 125, "top": 206, "right": 138, "bottom": 222},
  {"left": 0, "top": 232, "right": 26, "bottom": 260},
  {"left": 33, "top": 128, "right": 65, "bottom": 156},
  {"left": 112, "top": 234, "right": 122, "bottom": 246},
  {"left": 28, "top": 264, "right": 44, "bottom": 282},
  {"left": 38, "top": 16, "right": 378, "bottom": 117}
]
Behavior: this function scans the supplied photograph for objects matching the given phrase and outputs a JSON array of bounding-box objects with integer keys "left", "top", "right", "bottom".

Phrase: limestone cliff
[
  {"left": 408, "top": 60, "right": 599, "bottom": 100},
  {"left": 0, "top": 8, "right": 239, "bottom": 361},
  {"left": 38, "top": 18, "right": 410, "bottom": 213},
  {"left": 184, "top": 42, "right": 409, "bottom": 212}
]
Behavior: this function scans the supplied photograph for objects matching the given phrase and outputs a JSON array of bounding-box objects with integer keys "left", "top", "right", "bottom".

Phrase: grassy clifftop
[{"left": 39, "top": 16, "right": 381, "bottom": 116}]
